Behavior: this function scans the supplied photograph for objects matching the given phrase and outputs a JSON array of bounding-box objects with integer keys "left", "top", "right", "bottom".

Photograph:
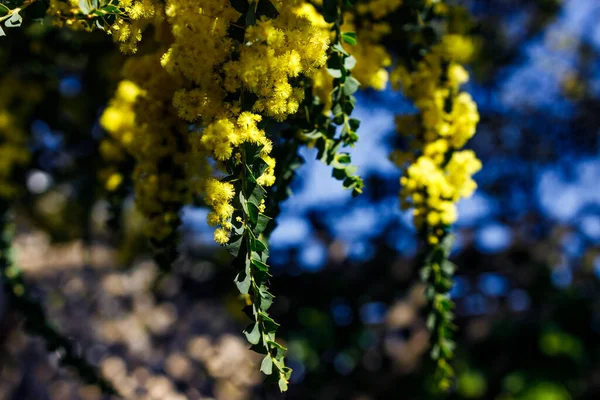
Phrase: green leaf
[
  {"left": 250, "top": 343, "right": 268, "bottom": 354},
  {"left": 278, "top": 377, "right": 289, "bottom": 392},
  {"left": 341, "top": 31, "right": 357, "bottom": 45},
  {"left": 259, "top": 312, "right": 280, "bottom": 332},
  {"left": 248, "top": 181, "right": 266, "bottom": 207},
  {"left": 239, "top": 191, "right": 249, "bottom": 214},
  {"left": 251, "top": 238, "right": 267, "bottom": 252},
  {"left": 343, "top": 76, "right": 360, "bottom": 96},
  {"left": 102, "top": 5, "right": 121, "bottom": 13},
  {"left": 344, "top": 55, "right": 357, "bottom": 70},
  {"left": 260, "top": 355, "right": 273, "bottom": 375},
  {"left": 235, "top": 272, "right": 251, "bottom": 295},
  {"left": 345, "top": 165, "right": 358, "bottom": 176},
  {"left": 255, "top": 213, "right": 272, "bottom": 234},
  {"left": 281, "top": 366, "right": 293, "bottom": 380},
  {"left": 226, "top": 234, "right": 244, "bottom": 257},
  {"left": 260, "top": 289, "right": 274, "bottom": 311},
  {"left": 5, "top": 11, "right": 22, "bottom": 27},
  {"left": 337, "top": 153, "right": 351, "bottom": 164},
  {"left": 251, "top": 259, "right": 269, "bottom": 273},
  {"left": 0, "top": 4, "right": 11, "bottom": 17},
  {"left": 327, "top": 68, "right": 343, "bottom": 78},
  {"left": 348, "top": 118, "right": 360, "bottom": 131},
  {"left": 332, "top": 42, "right": 350, "bottom": 56},
  {"left": 267, "top": 339, "right": 287, "bottom": 352},
  {"left": 245, "top": 164, "right": 258, "bottom": 184},
  {"left": 247, "top": 202, "right": 259, "bottom": 224},
  {"left": 251, "top": 157, "right": 269, "bottom": 181},
  {"left": 333, "top": 168, "right": 346, "bottom": 181},
  {"left": 244, "top": 323, "right": 261, "bottom": 345},
  {"left": 441, "top": 261, "right": 456, "bottom": 275}
]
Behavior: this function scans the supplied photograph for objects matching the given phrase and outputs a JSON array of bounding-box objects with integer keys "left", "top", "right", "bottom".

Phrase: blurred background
[{"left": 1, "top": 0, "right": 600, "bottom": 399}]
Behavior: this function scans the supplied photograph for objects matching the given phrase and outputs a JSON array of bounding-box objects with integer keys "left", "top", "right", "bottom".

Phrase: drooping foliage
[{"left": 0, "top": 0, "right": 482, "bottom": 394}]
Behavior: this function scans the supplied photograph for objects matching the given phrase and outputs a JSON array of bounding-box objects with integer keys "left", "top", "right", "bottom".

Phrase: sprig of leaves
[
  {"left": 420, "top": 234, "right": 457, "bottom": 391},
  {"left": 224, "top": 143, "right": 291, "bottom": 392},
  {"left": 304, "top": 0, "right": 363, "bottom": 197},
  {"left": 0, "top": 202, "right": 117, "bottom": 395}
]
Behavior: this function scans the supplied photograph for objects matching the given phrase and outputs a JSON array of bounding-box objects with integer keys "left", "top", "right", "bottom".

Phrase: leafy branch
[
  {"left": 420, "top": 233, "right": 457, "bottom": 391},
  {"left": 225, "top": 144, "right": 291, "bottom": 392},
  {"left": 303, "top": 0, "right": 363, "bottom": 197}
]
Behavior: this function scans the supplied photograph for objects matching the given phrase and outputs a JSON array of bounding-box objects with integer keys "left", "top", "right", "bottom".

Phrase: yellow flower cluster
[
  {"left": 391, "top": 35, "right": 481, "bottom": 243},
  {"left": 100, "top": 53, "right": 210, "bottom": 240},
  {"left": 224, "top": 9, "right": 328, "bottom": 120},
  {"left": 204, "top": 178, "right": 235, "bottom": 244},
  {"left": 93, "top": 0, "right": 333, "bottom": 245},
  {"left": 47, "top": 0, "right": 163, "bottom": 53},
  {"left": 110, "top": 0, "right": 164, "bottom": 53},
  {"left": 158, "top": 0, "right": 329, "bottom": 243},
  {"left": 400, "top": 150, "right": 481, "bottom": 230},
  {"left": 0, "top": 77, "right": 40, "bottom": 198}
]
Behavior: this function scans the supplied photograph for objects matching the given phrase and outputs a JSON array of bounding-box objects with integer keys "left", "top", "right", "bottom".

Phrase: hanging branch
[
  {"left": 303, "top": 0, "right": 364, "bottom": 197},
  {"left": 225, "top": 143, "right": 292, "bottom": 392},
  {"left": 420, "top": 234, "right": 457, "bottom": 391},
  {"left": 391, "top": 2, "right": 482, "bottom": 389},
  {"left": 0, "top": 201, "right": 117, "bottom": 395}
]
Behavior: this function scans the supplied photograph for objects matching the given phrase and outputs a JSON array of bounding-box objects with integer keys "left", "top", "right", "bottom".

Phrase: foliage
[{"left": 0, "top": 0, "right": 488, "bottom": 395}]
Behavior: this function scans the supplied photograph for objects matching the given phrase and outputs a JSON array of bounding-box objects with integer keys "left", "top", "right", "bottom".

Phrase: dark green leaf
[
  {"left": 246, "top": 8, "right": 256, "bottom": 27},
  {"left": 102, "top": 5, "right": 120, "bottom": 13},
  {"left": 251, "top": 238, "right": 267, "bottom": 252},
  {"left": 251, "top": 157, "right": 269, "bottom": 181},
  {"left": 348, "top": 118, "right": 360, "bottom": 131},
  {"left": 226, "top": 234, "right": 244, "bottom": 257},
  {"left": 0, "top": 4, "right": 10, "bottom": 18},
  {"left": 341, "top": 31, "right": 357, "bottom": 45},
  {"left": 247, "top": 202, "right": 259, "bottom": 224},
  {"left": 333, "top": 168, "right": 346, "bottom": 181},
  {"left": 255, "top": 213, "right": 272, "bottom": 235},
  {"left": 259, "top": 312, "right": 280, "bottom": 332},
  {"left": 251, "top": 259, "right": 269, "bottom": 272}
]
